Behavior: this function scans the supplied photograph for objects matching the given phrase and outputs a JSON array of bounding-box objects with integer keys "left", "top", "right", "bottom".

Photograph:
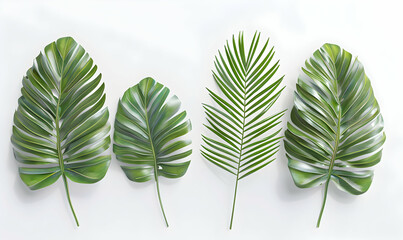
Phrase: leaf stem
[
  {"left": 62, "top": 174, "right": 79, "bottom": 226},
  {"left": 55, "top": 92, "right": 79, "bottom": 227},
  {"left": 229, "top": 53, "right": 248, "bottom": 229},
  {"left": 316, "top": 179, "right": 330, "bottom": 228},
  {"left": 143, "top": 98, "right": 169, "bottom": 227},
  {"left": 155, "top": 176, "right": 169, "bottom": 227},
  {"left": 316, "top": 92, "right": 341, "bottom": 228},
  {"left": 229, "top": 178, "right": 239, "bottom": 229}
]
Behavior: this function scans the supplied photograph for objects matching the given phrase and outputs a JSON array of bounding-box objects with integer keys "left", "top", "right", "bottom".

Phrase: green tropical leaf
[
  {"left": 113, "top": 77, "right": 192, "bottom": 227},
  {"left": 11, "top": 36, "right": 111, "bottom": 226},
  {"left": 201, "top": 32, "right": 285, "bottom": 229},
  {"left": 284, "top": 43, "right": 385, "bottom": 227}
]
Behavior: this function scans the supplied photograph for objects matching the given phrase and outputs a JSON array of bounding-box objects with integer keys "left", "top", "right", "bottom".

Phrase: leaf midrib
[
  {"left": 326, "top": 112, "right": 341, "bottom": 183},
  {"left": 316, "top": 71, "right": 342, "bottom": 228},
  {"left": 55, "top": 51, "right": 65, "bottom": 175},
  {"left": 142, "top": 93, "right": 169, "bottom": 227},
  {"left": 229, "top": 67, "right": 248, "bottom": 229},
  {"left": 143, "top": 100, "right": 158, "bottom": 183},
  {"left": 54, "top": 43, "right": 80, "bottom": 226},
  {"left": 326, "top": 74, "right": 342, "bottom": 184},
  {"left": 235, "top": 74, "right": 248, "bottom": 180}
]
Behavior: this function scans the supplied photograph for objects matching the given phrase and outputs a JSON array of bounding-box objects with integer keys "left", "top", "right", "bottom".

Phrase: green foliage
[
  {"left": 11, "top": 37, "right": 111, "bottom": 226},
  {"left": 284, "top": 43, "right": 385, "bottom": 227},
  {"left": 113, "top": 77, "right": 192, "bottom": 227},
  {"left": 201, "top": 32, "right": 285, "bottom": 229}
]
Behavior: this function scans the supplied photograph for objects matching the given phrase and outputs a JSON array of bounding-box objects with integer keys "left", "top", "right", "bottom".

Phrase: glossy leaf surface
[
  {"left": 11, "top": 37, "right": 111, "bottom": 226},
  {"left": 201, "top": 32, "right": 285, "bottom": 229},
  {"left": 284, "top": 43, "right": 385, "bottom": 227},
  {"left": 113, "top": 77, "right": 192, "bottom": 227}
]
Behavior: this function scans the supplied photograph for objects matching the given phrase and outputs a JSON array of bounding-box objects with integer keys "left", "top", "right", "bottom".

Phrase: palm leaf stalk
[
  {"left": 11, "top": 37, "right": 111, "bottom": 226},
  {"left": 201, "top": 32, "right": 285, "bottom": 229},
  {"left": 113, "top": 77, "right": 192, "bottom": 227},
  {"left": 284, "top": 43, "right": 385, "bottom": 227}
]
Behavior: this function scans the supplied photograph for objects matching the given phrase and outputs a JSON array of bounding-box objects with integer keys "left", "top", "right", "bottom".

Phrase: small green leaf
[{"left": 113, "top": 77, "right": 192, "bottom": 227}]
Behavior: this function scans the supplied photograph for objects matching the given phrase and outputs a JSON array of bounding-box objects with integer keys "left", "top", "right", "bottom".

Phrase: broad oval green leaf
[
  {"left": 113, "top": 77, "right": 192, "bottom": 227},
  {"left": 11, "top": 37, "right": 111, "bottom": 226},
  {"left": 284, "top": 43, "right": 385, "bottom": 227},
  {"left": 201, "top": 32, "right": 285, "bottom": 229}
]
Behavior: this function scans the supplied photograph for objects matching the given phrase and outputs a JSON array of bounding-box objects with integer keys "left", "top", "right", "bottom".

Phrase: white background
[{"left": 1, "top": 0, "right": 402, "bottom": 239}]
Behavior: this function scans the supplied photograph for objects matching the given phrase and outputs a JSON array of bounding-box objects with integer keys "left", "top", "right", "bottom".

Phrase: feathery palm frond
[{"left": 201, "top": 32, "right": 285, "bottom": 229}]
